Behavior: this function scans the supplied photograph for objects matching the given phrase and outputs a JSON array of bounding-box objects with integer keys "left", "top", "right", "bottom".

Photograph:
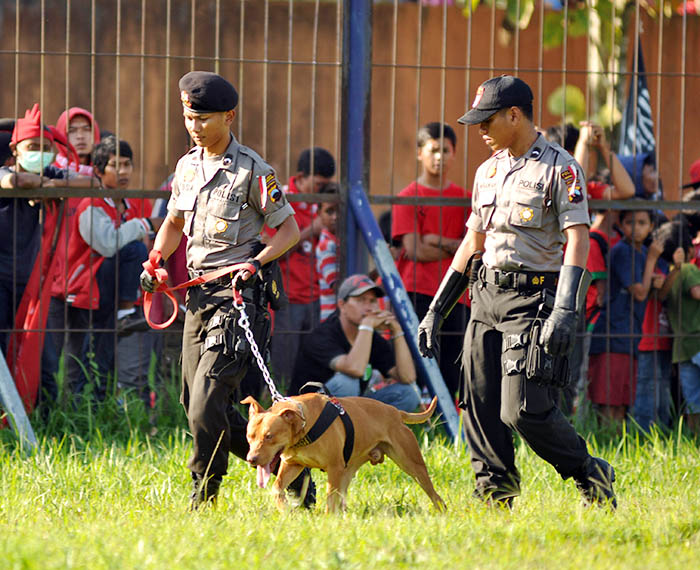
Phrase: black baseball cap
[
  {"left": 458, "top": 75, "right": 533, "bottom": 125},
  {"left": 179, "top": 71, "right": 238, "bottom": 114}
]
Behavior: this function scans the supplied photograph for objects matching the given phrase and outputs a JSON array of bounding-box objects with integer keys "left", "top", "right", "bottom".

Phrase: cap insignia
[
  {"left": 181, "top": 90, "right": 192, "bottom": 107},
  {"left": 472, "top": 85, "right": 485, "bottom": 108}
]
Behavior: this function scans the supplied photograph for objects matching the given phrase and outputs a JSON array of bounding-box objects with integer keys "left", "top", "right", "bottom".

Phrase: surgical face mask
[{"left": 17, "top": 150, "right": 55, "bottom": 174}]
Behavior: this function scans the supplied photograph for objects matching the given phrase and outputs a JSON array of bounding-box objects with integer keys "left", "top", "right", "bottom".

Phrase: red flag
[{"left": 6, "top": 201, "right": 64, "bottom": 412}]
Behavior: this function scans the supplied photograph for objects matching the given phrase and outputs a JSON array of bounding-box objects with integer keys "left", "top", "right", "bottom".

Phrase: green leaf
[
  {"left": 505, "top": 0, "right": 536, "bottom": 30},
  {"left": 593, "top": 102, "right": 622, "bottom": 129},
  {"left": 542, "top": 11, "right": 564, "bottom": 49},
  {"left": 461, "top": 0, "right": 482, "bottom": 19},
  {"left": 547, "top": 84, "right": 587, "bottom": 125},
  {"left": 567, "top": 7, "right": 589, "bottom": 37}
]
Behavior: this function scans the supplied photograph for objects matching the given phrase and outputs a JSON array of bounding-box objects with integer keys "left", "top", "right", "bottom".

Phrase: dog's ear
[
  {"left": 241, "top": 396, "right": 265, "bottom": 416},
  {"left": 280, "top": 409, "right": 305, "bottom": 436}
]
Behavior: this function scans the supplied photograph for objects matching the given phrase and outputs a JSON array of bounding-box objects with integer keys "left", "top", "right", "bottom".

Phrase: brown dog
[{"left": 242, "top": 393, "right": 446, "bottom": 513}]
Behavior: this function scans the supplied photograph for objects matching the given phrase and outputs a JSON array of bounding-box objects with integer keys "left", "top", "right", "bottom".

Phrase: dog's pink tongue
[{"left": 257, "top": 464, "right": 271, "bottom": 488}]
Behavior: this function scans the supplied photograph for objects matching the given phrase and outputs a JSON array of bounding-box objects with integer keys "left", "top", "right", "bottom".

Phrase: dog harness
[{"left": 292, "top": 397, "right": 354, "bottom": 466}]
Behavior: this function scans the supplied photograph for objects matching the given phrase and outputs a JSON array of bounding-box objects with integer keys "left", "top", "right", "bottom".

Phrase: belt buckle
[{"left": 499, "top": 271, "right": 514, "bottom": 289}]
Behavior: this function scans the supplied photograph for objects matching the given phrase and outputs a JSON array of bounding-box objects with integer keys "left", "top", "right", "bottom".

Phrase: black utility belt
[
  {"left": 188, "top": 269, "right": 234, "bottom": 287},
  {"left": 481, "top": 267, "right": 558, "bottom": 291}
]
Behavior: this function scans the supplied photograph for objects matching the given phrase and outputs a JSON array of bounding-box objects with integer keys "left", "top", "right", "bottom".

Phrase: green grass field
[{"left": 2, "top": 392, "right": 700, "bottom": 570}]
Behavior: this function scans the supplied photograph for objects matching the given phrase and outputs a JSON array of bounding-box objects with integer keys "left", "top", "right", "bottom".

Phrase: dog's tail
[{"left": 400, "top": 396, "right": 438, "bottom": 424}]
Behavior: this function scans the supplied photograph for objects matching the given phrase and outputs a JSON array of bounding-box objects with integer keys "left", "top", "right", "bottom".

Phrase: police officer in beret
[
  {"left": 141, "top": 71, "right": 304, "bottom": 508},
  {"left": 418, "top": 75, "right": 617, "bottom": 508}
]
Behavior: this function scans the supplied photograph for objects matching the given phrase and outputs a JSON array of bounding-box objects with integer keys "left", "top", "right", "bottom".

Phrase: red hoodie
[{"left": 53, "top": 107, "right": 100, "bottom": 176}]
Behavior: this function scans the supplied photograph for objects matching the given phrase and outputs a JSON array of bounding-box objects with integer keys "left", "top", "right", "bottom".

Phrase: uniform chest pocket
[
  {"left": 510, "top": 200, "right": 543, "bottom": 229},
  {"left": 477, "top": 189, "right": 497, "bottom": 229},
  {"left": 205, "top": 198, "right": 242, "bottom": 245}
]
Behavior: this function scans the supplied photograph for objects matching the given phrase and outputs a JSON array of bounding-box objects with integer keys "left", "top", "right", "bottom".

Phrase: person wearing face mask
[
  {"left": 0, "top": 106, "right": 80, "bottom": 359},
  {"left": 0, "top": 105, "right": 91, "bottom": 407}
]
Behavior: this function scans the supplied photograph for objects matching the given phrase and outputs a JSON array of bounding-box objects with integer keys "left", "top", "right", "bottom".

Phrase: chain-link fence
[{"left": 1, "top": 1, "right": 699, "bottom": 428}]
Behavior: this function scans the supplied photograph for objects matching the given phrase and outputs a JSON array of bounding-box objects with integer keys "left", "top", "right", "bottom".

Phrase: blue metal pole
[
  {"left": 347, "top": 191, "right": 462, "bottom": 440},
  {"left": 341, "top": 0, "right": 371, "bottom": 275},
  {"left": 340, "top": 0, "right": 461, "bottom": 440}
]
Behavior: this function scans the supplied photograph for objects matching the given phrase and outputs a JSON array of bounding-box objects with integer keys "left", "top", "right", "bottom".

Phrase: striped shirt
[{"left": 316, "top": 227, "right": 339, "bottom": 322}]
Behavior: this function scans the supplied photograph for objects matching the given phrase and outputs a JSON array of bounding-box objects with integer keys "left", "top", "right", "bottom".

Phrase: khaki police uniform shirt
[
  {"left": 466, "top": 134, "right": 590, "bottom": 273},
  {"left": 167, "top": 134, "right": 295, "bottom": 271}
]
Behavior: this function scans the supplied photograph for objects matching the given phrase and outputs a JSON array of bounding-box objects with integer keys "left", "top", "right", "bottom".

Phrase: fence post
[
  {"left": 341, "top": 0, "right": 372, "bottom": 276},
  {"left": 340, "top": 0, "right": 461, "bottom": 440}
]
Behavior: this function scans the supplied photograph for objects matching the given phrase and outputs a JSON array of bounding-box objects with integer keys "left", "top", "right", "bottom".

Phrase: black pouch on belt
[
  {"left": 526, "top": 319, "right": 570, "bottom": 389},
  {"left": 222, "top": 312, "right": 250, "bottom": 360},
  {"left": 247, "top": 241, "right": 288, "bottom": 311},
  {"left": 262, "top": 260, "right": 288, "bottom": 311}
]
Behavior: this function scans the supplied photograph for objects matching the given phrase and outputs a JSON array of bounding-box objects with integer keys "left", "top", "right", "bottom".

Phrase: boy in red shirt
[{"left": 391, "top": 122, "right": 470, "bottom": 398}]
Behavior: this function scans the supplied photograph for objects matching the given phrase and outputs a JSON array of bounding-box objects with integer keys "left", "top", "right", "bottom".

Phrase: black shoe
[
  {"left": 574, "top": 457, "right": 617, "bottom": 509},
  {"left": 117, "top": 310, "right": 150, "bottom": 336},
  {"left": 190, "top": 472, "right": 221, "bottom": 510},
  {"left": 287, "top": 468, "right": 316, "bottom": 509}
]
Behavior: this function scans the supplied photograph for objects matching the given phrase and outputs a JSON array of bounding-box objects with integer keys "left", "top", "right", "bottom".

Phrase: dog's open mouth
[{"left": 256, "top": 449, "right": 282, "bottom": 488}]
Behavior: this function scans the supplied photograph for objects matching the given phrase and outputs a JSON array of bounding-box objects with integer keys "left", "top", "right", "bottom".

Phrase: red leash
[{"left": 141, "top": 250, "right": 257, "bottom": 329}]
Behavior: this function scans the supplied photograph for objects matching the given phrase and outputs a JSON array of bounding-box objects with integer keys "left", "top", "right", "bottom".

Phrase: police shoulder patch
[
  {"left": 561, "top": 167, "right": 575, "bottom": 185},
  {"left": 259, "top": 173, "right": 282, "bottom": 210},
  {"left": 567, "top": 184, "right": 584, "bottom": 203}
]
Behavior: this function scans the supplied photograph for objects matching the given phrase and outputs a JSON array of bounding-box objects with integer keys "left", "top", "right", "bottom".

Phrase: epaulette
[{"left": 238, "top": 144, "right": 271, "bottom": 172}]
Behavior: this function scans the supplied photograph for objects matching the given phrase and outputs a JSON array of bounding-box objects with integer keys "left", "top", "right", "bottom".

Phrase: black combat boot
[
  {"left": 190, "top": 472, "right": 222, "bottom": 510},
  {"left": 573, "top": 457, "right": 617, "bottom": 509},
  {"left": 286, "top": 468, "right": 316, "bottom": 509}
]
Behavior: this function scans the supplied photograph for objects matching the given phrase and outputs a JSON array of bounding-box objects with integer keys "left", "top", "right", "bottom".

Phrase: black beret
[{"left": 179, "top": 71, "right": 238, "bottom": 113}]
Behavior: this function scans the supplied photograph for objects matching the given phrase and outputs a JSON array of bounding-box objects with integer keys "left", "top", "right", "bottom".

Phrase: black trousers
[
  {"left": 461, "top": 276, "right": 590, "bottom": 499},
  {"left": 181, "top": 281, "right": 270, "bottom": 477}
]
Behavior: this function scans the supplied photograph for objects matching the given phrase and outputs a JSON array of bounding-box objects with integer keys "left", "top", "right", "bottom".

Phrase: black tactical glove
[
  {"left": 418, "top": 309, "right": 443, "bottom": 360},
  {"left": 418, "top": 267, "right": 470, "bottom": 359},
  {"left": 234, "top": 258, "right": 262, "bottom": 291},
  {"left": 541, "top": 265, "right": 590, "bottom": 357}
]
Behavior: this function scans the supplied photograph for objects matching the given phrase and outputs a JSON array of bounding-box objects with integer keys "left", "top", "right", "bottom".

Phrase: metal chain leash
[{"left": 233, "top": 295, "right": 285, "bottom": 403}]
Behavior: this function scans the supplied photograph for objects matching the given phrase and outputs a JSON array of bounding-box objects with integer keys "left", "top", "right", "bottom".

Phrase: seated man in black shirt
[{"left": 289, "top": 274, "right": 420, "bottom": 411}]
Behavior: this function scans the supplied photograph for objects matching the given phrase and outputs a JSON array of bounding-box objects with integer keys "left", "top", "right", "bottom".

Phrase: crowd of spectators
[{"left": 2, "top": 102, "right": 700, "bottom": 435}]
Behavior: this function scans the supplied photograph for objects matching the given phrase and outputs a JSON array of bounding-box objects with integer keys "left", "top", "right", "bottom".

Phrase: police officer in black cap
[
  {"left": 418, "top": 75, "right": 617, "bottom": 508},
  {"left": 141, "top": 71, "right": 307, "bottom": 508}
]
